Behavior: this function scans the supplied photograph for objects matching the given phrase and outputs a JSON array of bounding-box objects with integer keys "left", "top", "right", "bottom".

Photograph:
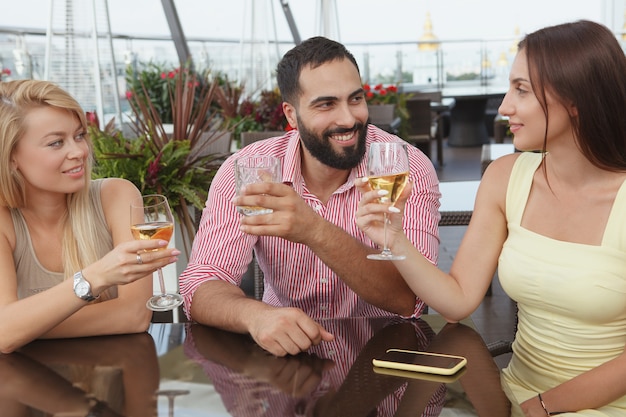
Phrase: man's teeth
[{"left": 332, "top": 132, "right": 353, "bottom": 142}]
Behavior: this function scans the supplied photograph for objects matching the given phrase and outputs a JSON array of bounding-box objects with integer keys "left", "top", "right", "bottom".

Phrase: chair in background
[
  {"left": 411, "top": 91, "right": 445, "bottom": 167},
  {"left": 195, "top": 130, "right": 232, "bottom": 157},
  {"left": 404, "top": 98, "right": 433, "bottom": 160}
]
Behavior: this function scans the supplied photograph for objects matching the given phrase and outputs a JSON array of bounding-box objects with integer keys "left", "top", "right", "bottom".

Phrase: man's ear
[{"left": 283, "top": 102, "right": 297, "bottom": 130}]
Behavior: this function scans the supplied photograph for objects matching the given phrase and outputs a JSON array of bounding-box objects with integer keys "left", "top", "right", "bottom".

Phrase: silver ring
[{"left": 136, "top": 254, "right": 143, "bottom": 265}]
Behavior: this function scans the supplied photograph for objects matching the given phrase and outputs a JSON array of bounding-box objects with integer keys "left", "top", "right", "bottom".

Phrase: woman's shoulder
[
  {"left": 0, "top": 205, "right": 15, "bottom": 245},
  {"left": 96, "top": 178, "right": 141, "bottom": 212},
  {"left": 481, "top": 152, "right": 521, "bottom": 183},
  {"left": 97, "top": 178, "right": 140, "bottom": 198}
]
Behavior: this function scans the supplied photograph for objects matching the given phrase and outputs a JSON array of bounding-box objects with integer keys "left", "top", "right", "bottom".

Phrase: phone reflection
[{"left": 0, "top": 332, "right": 159, "bottom": 417}]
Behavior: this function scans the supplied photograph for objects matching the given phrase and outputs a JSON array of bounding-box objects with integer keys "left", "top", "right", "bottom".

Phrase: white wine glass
[
  {"left": 130, "top": 194, "right": 183, "bottom": 312},
  {"left": 366, "top": 142, "right": 410, "bottom": 261}
]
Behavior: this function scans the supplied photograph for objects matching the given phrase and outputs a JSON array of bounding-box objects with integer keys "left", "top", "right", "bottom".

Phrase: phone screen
[{"left": 381, "top": 350, "right": 464, "bottom": 369}]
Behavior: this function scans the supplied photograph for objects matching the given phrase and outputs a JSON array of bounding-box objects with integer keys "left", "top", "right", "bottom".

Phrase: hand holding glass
[
  {"left": 235, "top": 155, "right": 282, "bottom": 216},
  {"left": 366, "top": 142, "right": 409, "bottom": 261},
  {"left": 130, "top": 194, "right": 183, "bottom": 311}
]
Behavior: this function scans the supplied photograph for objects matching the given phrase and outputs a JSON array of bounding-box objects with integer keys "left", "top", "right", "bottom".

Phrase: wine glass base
[
  {"left": 367, "top": 253, "right": 406, "bottom": 261},
  {"left": 147, "top": 293, "right": 183, "bottom": 312}
]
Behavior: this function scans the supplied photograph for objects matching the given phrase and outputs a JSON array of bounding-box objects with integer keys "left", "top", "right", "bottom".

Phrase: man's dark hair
[{"left": 276, "top": 36, "right": 360, "bottom": 105}]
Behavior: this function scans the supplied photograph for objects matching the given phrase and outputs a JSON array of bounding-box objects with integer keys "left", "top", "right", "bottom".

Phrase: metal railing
[{"left": 2, "top": 26, "right": 624, "bottom": 121}]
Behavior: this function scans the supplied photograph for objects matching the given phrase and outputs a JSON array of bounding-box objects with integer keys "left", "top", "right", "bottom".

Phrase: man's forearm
[
  {"left": 190, "top": 280, "right": 269, "bottom": 334},
  {"left": 305, "top": 221, "right": 416, "bottom": 316}
]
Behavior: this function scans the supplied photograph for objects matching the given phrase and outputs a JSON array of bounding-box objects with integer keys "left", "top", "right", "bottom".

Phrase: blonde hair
[{"left": 0, "top": 80, "right": 101, "bottom": 280}]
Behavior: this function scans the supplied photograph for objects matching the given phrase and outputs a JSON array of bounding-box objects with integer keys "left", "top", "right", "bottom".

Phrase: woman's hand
[
  {"left": 355, "top": 177, "right": 413, "bottom": 250},
  {"left": 83, "top": 239, "right": 180, "bottom": 296}
]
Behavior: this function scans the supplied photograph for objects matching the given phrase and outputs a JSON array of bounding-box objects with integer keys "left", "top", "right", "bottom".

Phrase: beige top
[{"left": 11, "top": 179, "right": 116, "bottom": 300}]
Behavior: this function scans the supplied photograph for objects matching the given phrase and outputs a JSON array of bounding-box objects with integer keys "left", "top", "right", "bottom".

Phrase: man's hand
[
  {"left": 247, "top": 306, "right": 334, "bottom": 356},
  {"left": 232, "top": 182, "right": 323, "bottom": 245}
]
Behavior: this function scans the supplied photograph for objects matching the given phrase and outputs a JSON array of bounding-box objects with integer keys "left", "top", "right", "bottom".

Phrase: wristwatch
[{"left": 73, "top": 271, "right": 97, "bottom": 302}]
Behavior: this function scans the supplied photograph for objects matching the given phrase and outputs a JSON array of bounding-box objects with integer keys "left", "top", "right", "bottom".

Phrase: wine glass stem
[
  {"left": 382, "top": 213, "right": 390, "bottom": 252},
  {"left": 168, "top": 396, "right": 175, "bottom": 417},
  {"left": 156, "top": 267, "right": 167, "bottom": 296}
]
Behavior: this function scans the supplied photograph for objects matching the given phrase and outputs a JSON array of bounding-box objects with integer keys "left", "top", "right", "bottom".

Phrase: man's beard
[{"left": 297, "top": 115, "right": 367, "bottom": 170}]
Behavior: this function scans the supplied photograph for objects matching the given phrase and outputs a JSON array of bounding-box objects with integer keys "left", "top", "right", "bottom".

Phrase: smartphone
[
  {"left": 372, "top": 349, "right": 467, "bottom": 376},
  {"left": 373, "top": 364, "right": 467, "bottom": 383}
]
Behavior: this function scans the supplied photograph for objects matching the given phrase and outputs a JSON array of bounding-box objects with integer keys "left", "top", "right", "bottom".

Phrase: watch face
[{"left": 75, "top": 281, "right": 90, "bottom": 297}]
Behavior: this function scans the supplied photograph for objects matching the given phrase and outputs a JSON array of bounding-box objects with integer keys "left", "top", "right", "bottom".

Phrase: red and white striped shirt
[{"left": 180, "top": 125, "right": 441, "bottom": 320}]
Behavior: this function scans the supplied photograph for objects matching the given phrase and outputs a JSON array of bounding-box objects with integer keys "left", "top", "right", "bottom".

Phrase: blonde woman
[{"left": 0, "top": 80, "right": 180, "bottom": 353}]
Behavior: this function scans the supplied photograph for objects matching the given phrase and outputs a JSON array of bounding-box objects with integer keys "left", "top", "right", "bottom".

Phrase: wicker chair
[
  {"left": 411, "top": 91, "right": 446, "bottom": 167},
  {"left": 405, "top": 98, "right": 434, "bottom": 160}
]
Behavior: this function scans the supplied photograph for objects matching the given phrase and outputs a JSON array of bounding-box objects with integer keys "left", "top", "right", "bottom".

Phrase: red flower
[
  {"left": 363, "top": 84, "right": 399, "bottom": 105},
  {"left": 85, "top": 111, "right": 99, "bottom": 127},
  {"left": 146, "top": 153, "right": 162, "bottom": 187},
  {"left": 160, "top": 73, "right": 167, "bottom": 79},
  {"left": 363, "top": 83, "right": 371, "bottom": 92},
  {"left": 1, "top": 68, "right": 10, "bottom": 75},
  {"left": 125, "top": 91, "right": 133, "bottom": 100}
]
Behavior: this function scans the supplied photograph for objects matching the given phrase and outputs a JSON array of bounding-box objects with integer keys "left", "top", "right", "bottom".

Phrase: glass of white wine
[
  {"left": 130, "top": 194, "right": 183, "bottom": 311},
  {"left": 366, "top": 142, "right": 410, "bottom": 261}
]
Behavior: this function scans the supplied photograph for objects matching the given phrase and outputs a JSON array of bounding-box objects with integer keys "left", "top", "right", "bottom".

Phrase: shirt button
[
  {"left": 320, "top": 304, "right": 328, "bottom": 311},
  {"left": 320, "top": 277, "right": 328, "bottom": 284}
]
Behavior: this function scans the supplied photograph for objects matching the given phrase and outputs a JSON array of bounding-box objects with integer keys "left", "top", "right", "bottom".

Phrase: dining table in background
[{"left": 442, "top": 86, "right": 506, "bottom": 147}]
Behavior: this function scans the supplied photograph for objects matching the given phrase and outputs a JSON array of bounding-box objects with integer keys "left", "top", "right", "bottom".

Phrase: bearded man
[{"left": 179, "top": 36, "right": 441, "bottom": 357}]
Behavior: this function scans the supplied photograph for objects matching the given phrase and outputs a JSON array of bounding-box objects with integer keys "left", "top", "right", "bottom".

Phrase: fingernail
[
  {"left": 361, "top": 177, "right": 369, "bottom": 183},
  {"left": 171, "top": 250, "right": 181, "bottom": 255},
  {"left": 377, "top": 190, "right": 389, "bottom": 196},
  {"left": 158, "top": 240, "right": 169, "bottom": 246},
  {"left": 389, "top": 206, "right": 400, "bottom": 213}
]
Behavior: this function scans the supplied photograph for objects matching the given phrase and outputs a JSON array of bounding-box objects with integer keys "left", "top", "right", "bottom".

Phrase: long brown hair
[{"left": 519, "top": 20, "right": 626, "bottom": 171}]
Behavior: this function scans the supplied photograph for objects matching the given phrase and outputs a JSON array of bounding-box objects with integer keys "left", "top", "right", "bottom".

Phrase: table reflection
[
  {"left": 3, "top": 315, "right": 510, "bottom": 416},
  {"left": 2, "top": 332, "right": 158, "bottom": 416},
  {"left": 173, "top": 315, "right": 510, "bottom": 416}
]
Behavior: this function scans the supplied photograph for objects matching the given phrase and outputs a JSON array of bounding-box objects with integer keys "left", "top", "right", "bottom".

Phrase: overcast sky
[{"left": 1, "top": 0, "right": 624, "bottom": 44}]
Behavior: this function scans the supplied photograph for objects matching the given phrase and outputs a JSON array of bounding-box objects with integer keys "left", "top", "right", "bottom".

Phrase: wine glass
[
  {"left": 130, "top": 194, "right": 183, "bottom": 311},
  {"left": 156, "top": 389, "right": 190, "bottom": 417},
  {"left": 366, "top": 142, "right": 410, "bottom": 261}
]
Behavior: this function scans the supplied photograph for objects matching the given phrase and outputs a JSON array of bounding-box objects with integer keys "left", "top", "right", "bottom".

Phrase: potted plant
[
  {"left": 364, "top": 83, "right": 410, "bottom": 138},
  {"left": 91, "top": 66, "right": 228, "bottom": 255},
  {"left": 221, "top": 87, "right": 289, "bottom": 148}
]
